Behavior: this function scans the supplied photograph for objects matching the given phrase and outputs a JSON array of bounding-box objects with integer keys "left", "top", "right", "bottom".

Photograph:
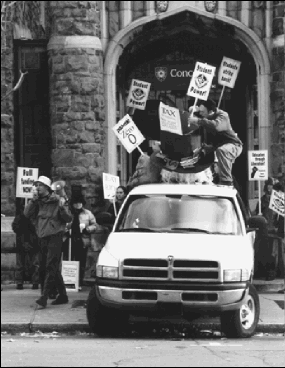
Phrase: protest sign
[
  {"left": 126, "top": 79, "right": 151, "bottom": 110},
  {"left": 159, "top": 102, "right": 183, "bottom": 135},
  {"left": 248, "top": 150, "right": 268, "bottom": 181},
  {"left": 269, "top": 190, "right": 285, "bottom": 217},
  {"left": 187, "top": 62, "right": 216, "bottom": 101},
  {"left": 62, "top": 261, "right": 79, "bottom": 292},
  {"left": 16, "top": 167, "right": 39, "bottom": 198},
  {"left": 103, "top": 173, "right": 120, "bottom": 200},
  {"left": 218, "top": 57, "right": 241, "bottom": 89},
  {"left": 113, "top": 114, "right": 145, "bottom": 154}
]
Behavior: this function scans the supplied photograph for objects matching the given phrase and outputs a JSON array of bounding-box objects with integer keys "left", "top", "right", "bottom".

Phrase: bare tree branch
[{"left": 1, "top": 69, "right": 28, "bottom": 101}]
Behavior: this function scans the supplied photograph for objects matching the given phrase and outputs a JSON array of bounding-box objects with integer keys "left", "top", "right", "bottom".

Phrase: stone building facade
[{"left": 1, "top": 1, "right": 284, "bottom": 280}]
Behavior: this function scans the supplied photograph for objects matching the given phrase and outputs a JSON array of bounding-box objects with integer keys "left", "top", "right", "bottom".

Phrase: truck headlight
[
  {"left": 224, "top": 269, "right": 241, "bottom": 282},
  {"left": 97, "top": 266, "right": 119, "bottom": 279},
  {"left": 241, "top": 269, "right": 250, "bottom": 281},
  {"left": 223, "top": 269, "right": 250, "bottom": 282}
]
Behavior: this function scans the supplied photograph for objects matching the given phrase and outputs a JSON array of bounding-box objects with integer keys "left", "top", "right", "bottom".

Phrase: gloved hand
[
  {"left": 201, "top": 144, "right": 214, "bottom": 155},
  {"left": 23, "top": 242, "right": 33, "bottom": 252}
]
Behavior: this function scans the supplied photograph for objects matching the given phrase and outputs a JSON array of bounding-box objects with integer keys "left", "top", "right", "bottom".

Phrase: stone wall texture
[
  {"left": 48, "top": 1, "right": 105, "bottom": 202},
  {"left": 1, "top": 22, "right": 16, "bottom": 216},
  {"left": 271, "top": 1, "right": 285, "bottom": 176}
]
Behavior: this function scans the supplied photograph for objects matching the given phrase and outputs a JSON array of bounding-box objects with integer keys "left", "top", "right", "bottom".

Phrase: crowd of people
[{"left": 12, "top": 175, "right": 128, "bottom": 309}]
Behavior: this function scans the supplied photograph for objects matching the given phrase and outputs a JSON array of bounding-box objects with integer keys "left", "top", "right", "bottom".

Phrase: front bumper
[{"left": 95, "top": 280, "right": 249, "bottom": 313}]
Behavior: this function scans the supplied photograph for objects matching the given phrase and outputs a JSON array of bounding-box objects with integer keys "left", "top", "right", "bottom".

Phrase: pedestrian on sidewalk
[
  {"left": 188, "top": 99, "right": 243, "bottom": 186},
  {"left": 12, "top": 202, "right": 39, "bottom": 290},
  {"left": 67, "top": 194, "right": 97, "bottom": 290},
  {"left": 255, "top": 177, "right": 282, "bottom": 281},
  {"left": 24, "top": 176, "right": 73, "bottom": 309}
]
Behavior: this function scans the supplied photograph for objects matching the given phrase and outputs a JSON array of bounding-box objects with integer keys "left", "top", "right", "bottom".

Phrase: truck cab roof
[{"left": 128, "top": 183, "right": 237, "bottom": 199}]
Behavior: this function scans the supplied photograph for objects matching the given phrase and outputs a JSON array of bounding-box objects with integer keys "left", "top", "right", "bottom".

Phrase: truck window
[{"left": 116, "top": 195, "right": 242, "bottom": 235}]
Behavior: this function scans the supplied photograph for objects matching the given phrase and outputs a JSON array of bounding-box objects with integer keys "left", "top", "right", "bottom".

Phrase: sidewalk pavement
[{"left": 1, "top": 284, "right": 284, "bottom": 335}]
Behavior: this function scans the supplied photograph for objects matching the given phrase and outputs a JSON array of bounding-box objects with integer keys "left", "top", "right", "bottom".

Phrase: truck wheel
[
  {"left": 86, "top": 287, "right": 128, "bottom": 336},
  {"left": 221, "top": 284, "right": 260, "bottom": 338}
]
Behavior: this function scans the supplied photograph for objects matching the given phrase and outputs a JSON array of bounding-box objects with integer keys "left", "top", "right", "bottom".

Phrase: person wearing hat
[
  {"left": 255, "top": 177, "right": 275, "bottom": 226},
  {"left": 67, "top": 194, "right": 97, "bottom": 290},
  {"left": 24, "top": 176, "right": 73, "bottom": 308},
  {"left": 188, "top": 99, "right": 243, "bottom": 186}
]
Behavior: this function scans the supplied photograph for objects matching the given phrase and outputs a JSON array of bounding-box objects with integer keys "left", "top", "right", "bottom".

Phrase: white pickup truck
[{"left": 87, "top": 184, "right": 263, "bottom": 338}]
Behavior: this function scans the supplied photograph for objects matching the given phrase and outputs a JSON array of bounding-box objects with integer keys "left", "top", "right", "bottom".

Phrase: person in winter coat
[
  {"left": 255, "top": 177, "right": 275, "bottom": 228},
  {"left": 188, "top": 99, "right": 243, "bottom": 186},
  {"left": 24, "top": 176, "right": 73, "bottom": 309},
  {"left": 12, "top": 203, "right": 39, "bottom": 290},
  {"left": 107, "top": 186, "right": 128, "bottom": 222},
  {"left": 67, "top": 194, "right": 97, "bottom": 289}
]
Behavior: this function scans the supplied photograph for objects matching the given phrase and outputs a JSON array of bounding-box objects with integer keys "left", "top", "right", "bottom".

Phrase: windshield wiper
[
  {"left": 170, "top": 228, "right": 211, "bottom": 234},
  {"left": 117, "top": 228, "right": 158, "bottom": 233}
]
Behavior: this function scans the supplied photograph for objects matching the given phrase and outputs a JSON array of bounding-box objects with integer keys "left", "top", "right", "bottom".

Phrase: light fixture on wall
[
  {"left": 204, "top": 1, "right": 218, "bottom": 13},
  {"left": 155, "top": 1, "right": 169, "bottom": 13}
]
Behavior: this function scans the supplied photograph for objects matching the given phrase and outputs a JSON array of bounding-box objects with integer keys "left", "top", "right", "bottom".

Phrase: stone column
[
  {"left": 1, "top": 23, "right": 16, "bottom": 216},
  {"left": 271, "top": 1, "right": 285, "bottom": 176},
  {"left": 47, "top": 1, "right": 105, "bottom": 201}
]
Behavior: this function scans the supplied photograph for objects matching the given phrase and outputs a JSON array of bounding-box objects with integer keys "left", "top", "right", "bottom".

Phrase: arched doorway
[{"left": 104, "top": 7, "right": 270, "bottom": 203}]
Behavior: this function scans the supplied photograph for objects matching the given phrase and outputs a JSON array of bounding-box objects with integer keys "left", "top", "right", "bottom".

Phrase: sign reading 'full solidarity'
[{"left": 16, "top": 167, "right": 39, "bottom": 198}]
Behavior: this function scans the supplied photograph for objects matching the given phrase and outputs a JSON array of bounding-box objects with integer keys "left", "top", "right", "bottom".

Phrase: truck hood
[{"left": 103, "top": 232, "right": 253, "bottom": 269}]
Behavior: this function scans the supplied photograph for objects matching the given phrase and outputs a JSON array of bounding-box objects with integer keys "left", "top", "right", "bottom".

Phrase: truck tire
[
  {"left": 220, "top": 284, "right": 260, "bottom": 338},
  {"left": 86, "top": 287, "right": 128, "bottom": 336}
]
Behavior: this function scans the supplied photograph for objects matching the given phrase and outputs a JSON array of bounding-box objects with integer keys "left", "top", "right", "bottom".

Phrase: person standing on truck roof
[{"left": 188, "top": 99, "right": 243, "bottom": 186}]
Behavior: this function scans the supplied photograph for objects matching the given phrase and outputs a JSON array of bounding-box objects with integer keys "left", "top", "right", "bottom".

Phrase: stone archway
[{"left": 104, "top": 5, "right": 271, "bottom": 177}]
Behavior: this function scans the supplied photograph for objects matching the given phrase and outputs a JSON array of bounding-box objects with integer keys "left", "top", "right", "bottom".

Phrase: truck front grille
[{"left": 122, "top": 259, "right": 220, "bottom": 282}]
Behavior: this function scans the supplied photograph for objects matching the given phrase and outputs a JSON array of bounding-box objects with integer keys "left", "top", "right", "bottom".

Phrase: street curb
[{"left": 2, "top": 322, "right": 284, "bottom": 334}]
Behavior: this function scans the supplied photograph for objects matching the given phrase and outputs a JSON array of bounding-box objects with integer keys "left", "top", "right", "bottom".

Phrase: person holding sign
[
  {"left": 107, "top": 186, "right": 128, "bottom": 223},
  {"left": 24, "top": 176, "right": 72, "bottom": 309},
  {"left": 188, "top": 99, "right": 243, "bottom": 186},
  {"left": 67, "top": 194, "right": 97, "bottom": 290}
]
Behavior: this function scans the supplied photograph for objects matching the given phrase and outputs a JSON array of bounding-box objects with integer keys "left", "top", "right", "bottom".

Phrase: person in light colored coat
[{"left": 67, "top": 194, "right": 97, "bottom": 289}]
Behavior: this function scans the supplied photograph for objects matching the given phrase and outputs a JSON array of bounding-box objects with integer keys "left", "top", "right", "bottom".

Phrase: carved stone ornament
[
  {"left": 155, "top": 1, "right": 169, "bottom": 13},
  {"left": 204, "top": 1, "right": 218, "bottom": 12}
]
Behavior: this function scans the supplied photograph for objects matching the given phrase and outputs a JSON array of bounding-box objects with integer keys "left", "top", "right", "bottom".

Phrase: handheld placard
[{"left": 113, "top": 114, "right": 145, "bottom": 155}]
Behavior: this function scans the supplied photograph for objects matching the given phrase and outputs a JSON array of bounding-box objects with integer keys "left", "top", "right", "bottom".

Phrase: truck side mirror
[{"left": 247, "top": 215, "right": 268, "bottom": 235}]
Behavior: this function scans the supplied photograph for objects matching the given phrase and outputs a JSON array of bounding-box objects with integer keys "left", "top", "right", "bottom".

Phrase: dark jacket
[
  {"left": 196, "top": 108, "right": 243, "bottom": 149},
  {"left": 12, "top": 213, "right": 38, "bottom": 251},
  {"left": 24, "top": 193, "right": 73, "bottom": 239}
]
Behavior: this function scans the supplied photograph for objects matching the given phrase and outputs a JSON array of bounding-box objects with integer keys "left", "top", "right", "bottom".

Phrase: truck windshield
[{"left": 116, "top": 195, "right": 242, "bottom": 235}]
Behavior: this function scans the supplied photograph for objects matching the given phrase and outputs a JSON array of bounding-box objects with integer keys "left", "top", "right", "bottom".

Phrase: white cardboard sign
[
  {"left": 62, "top": 261, "right": 79, "bottom": 292},
  {"left": 248, "top": 150, "right": 268, "bottom": 181},
  {"left": 103, "top": 173, "right": 120, "bottom": 200},
  {"left": 113, "top": 114, "right": 145, "bottom": 153},
  {"left": 218, "top": 57, "right": 241, "bottom": 89},
  {"left": 126, "top": 79, "right": 151, "bottom": 110},
  {"left": 269, "top": 190, "right": 285, "bottom": 217},
  {"left": 187, "top": 62, "right": 216, "bottom": 101},
  {"left": 159, "top": 102, "right": 183, "bottom": 136},
  {"left": 16, "top": 167, "right": 39, "bottom": 198}
]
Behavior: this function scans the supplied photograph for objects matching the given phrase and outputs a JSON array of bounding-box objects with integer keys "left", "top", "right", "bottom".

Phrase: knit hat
[{"left": 70, "top": 194, "right": 86, "bottom": 206}]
